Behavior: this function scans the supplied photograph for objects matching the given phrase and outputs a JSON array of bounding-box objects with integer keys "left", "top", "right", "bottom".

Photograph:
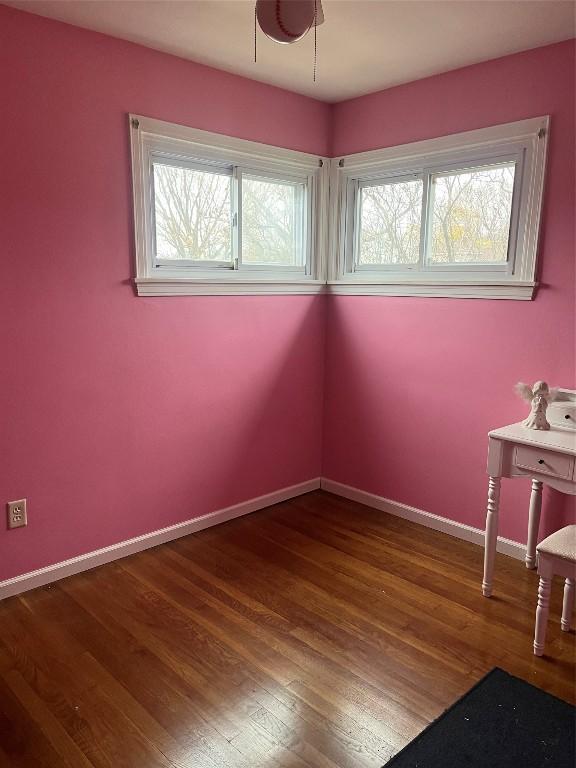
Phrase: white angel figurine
[{"left": 515, "top": 381, "right": 559, "bottom": 430}]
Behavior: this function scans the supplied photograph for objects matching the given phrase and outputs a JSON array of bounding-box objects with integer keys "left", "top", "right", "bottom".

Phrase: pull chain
[
  {"left": 254, "top": 6, "right": 257, "bottom": 63},
  {"left": 313, "top": 0, "right": 317, "bottom": 82}
]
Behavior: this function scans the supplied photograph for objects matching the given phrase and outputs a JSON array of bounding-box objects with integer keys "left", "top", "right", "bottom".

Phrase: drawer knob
[{"left": 538, "top": 459, "right": 545, "bottom": 464}]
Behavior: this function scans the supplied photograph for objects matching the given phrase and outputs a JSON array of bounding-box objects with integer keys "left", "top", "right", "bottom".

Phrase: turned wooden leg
[
  {"left": 561, "top": 578, "right": 575, "bottom": 632},
  {"left": 482, "top": 476, "right": 501, "bottom": 597},
  {"left": 534, "top": 576, "right": 552, "bottom": 656},
  {"left": 526, "top": 479, "right": 543, "bottom": 569}
]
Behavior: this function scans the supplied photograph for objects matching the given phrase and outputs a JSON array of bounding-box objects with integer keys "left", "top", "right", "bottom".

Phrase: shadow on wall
[
  {"left": 321, "top": 294, "right": 491, "bottom": 507},
  {"left": 195, "top": 294, "right": 325, "bottom": 511},
  {"left": 321, "top": 295, "right": 575, "bottom": 543},
  {"left": 102, "top": 292, "right": 327, "bottom": 540},
  {"left": 321, "top": 295, "right": 404, "bottom": 493}
]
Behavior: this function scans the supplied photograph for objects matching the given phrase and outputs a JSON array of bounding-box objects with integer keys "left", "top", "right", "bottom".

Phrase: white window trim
[
  {"left": 130, "top": 115, "right": 549, "bottom": 300},
  {"left": 328, "top": 116, "right": 549, "bottom": 300},
  {"left": 130, "top": 114, "right": 329, "bottom": 296}
]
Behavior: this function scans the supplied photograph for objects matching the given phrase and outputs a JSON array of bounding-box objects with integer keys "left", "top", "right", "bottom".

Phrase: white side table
[{"left": 482, "top": 422, "right": 576, "bottom": 597}]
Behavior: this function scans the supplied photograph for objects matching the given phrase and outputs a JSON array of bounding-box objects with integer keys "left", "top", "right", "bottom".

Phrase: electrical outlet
[{"left": 7, "top": 499, "right": 27, "bottom": 529}]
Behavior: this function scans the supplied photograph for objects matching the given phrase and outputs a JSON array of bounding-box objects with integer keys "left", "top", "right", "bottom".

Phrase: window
[
  {"left": 331, "top": 116, "right": 549, "bottom": 299},
  {"left": 428, "top": 163, "right": 515, "bottom": 266},
  {"left": 357, "top": 176, "right": 423, "bottom": 266},
  {"left": 131, "top": 115, "right": 548, "bottom": 299},
  {"left": 241, "top": 173, "right": 306, "bottom": 268},
  {"left": 130, "top": 115, "right": 327, "bottom": 295},
  {"left": 353, "top": 161, "right": 517, "bottom": 271},
  {"left": 152, "top": 160, "right": 232, "bottom": 265}
]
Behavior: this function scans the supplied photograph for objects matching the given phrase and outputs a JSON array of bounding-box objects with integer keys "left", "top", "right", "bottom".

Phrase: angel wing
[
  {"left": 547, "top": 387, "right": 560, "bottom": 402},
  {"left": 514, "top": 382, "right": 534, "bottom": 402}
]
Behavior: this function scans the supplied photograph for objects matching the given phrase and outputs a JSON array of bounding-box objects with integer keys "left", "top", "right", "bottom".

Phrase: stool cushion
[{"left": 537, "top": 525, "right": 576, "bottom": 563}]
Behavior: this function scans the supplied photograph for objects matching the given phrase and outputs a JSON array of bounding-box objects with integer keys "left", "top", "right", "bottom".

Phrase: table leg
[
  {"left": 482, "top": 476, "right": 501, "bottom": 597},
  {"left": 526, "top": 479, "right": 543, "bottom": 569}
]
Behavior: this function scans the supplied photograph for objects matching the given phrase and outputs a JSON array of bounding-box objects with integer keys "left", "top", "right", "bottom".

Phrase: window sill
[
  {"left": 326, "top": 280, "right": 537, "bottom": 300},
  {"left": 135, "top": 277, "right": 537, "bottom": 299},
  {"left": 134, "top": 277, "right": 326, "bottom": 296}
]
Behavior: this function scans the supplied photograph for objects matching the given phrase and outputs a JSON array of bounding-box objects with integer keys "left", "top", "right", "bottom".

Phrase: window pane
[
  {"left": 429, "top": 164, "right": 515, "bottom": 264},
  {"left": 153, "top": 162, "right": 232, "bottom": 261},
  {"left": 357, "top": 179, "right": 423, "bottom": 265},
  {"left": 242, "top": 176, "right": 305, "bottom": 267}
]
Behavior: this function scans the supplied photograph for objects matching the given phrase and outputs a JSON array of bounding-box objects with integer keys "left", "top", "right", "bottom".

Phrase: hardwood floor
[{"left": 0, "top": 490, "right": 574, "bottom": 767}]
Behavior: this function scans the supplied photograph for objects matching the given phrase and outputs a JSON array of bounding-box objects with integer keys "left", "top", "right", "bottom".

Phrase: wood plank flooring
[{"left": 0, "top": 490, "right": 574, "bottom": 767}]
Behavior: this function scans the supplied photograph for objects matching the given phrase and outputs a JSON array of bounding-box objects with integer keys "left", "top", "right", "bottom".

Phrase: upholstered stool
[{"left": 533, "top": 525, "right": 576, "bottom": 656}]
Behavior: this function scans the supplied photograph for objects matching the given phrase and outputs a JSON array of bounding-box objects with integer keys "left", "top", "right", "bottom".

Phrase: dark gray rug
[{"left": 384, "top": 667, "right": 575, "bottom": 767}]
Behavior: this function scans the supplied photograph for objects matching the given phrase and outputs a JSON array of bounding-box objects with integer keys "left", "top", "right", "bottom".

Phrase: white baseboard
[
  {"left": 320, "top": 478, "right": 525, "bottom": 561},
  {"left": 0, "top": 478, "right": 321, "bottom": 601},
  {"left": 1, "top": 476, "right": 524, "bottom": 602}
]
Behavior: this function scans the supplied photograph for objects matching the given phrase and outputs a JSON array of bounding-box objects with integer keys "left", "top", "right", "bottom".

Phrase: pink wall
[
  {"left": 0, "top": 6, "right": 329, "bottom": 581},
  {"left": 324, "top": 41, "right": 576, "bottom": 542},
  {"left": 2, "top": 6, "right": 574, "bottom": 585}
]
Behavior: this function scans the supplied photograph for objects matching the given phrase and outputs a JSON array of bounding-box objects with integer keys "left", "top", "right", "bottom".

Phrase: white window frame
[
  {"left": 328, "top": 116, "right": 549, "bottom": 300},
  {"left": 130, "top": 114, "right": 329, "bottom": 295}
]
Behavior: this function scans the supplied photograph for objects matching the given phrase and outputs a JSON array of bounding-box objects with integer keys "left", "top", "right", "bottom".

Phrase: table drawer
[
  {"left": 514, "top": 445, "right": 574, "bottom": 480},
  {"left": 547, "top": 402, "right": 576, "bottom": 430}
]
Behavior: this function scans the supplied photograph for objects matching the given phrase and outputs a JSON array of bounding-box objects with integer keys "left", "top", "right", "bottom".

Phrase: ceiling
[{"left": 5, "top": 1, "right": 575, "bottom": 101}]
